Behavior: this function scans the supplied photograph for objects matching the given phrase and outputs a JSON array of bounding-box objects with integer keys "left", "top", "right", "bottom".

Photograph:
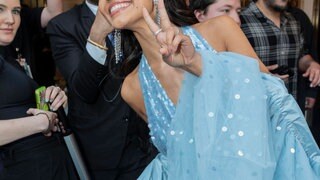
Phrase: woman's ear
[{"left": 194, "top": 10, "right": 205, "bottom": 22}]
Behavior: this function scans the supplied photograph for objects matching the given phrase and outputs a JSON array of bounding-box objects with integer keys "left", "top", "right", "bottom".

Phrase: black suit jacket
[{"left": 47, "top": 3, "right": 152, "bottom": 171}]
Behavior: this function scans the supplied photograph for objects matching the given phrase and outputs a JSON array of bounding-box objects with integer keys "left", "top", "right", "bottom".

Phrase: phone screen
[{"left": 35, "top": 86, "right": 49, "bottom": 111}]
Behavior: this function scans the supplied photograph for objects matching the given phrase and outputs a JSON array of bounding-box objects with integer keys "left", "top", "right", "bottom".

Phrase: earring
[
  {"left": 154, "top": 0, "right": 160, "bottom": 25},
  {"left": 114, "top": 29, "right": 122, "bottom": 64}
]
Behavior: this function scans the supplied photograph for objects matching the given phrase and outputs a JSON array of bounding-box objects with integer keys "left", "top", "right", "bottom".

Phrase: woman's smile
[{"left": 109, "top": 1, "right": 132, "bottom": 17}]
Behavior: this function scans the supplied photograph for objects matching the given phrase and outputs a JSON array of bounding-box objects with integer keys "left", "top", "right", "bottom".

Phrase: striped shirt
[{"left": 240, "top": 2, "right": 304, "bottom": 99}]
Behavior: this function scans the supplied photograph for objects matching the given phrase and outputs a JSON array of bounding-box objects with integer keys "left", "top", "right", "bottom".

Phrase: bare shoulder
[
  {"left": 194, "top": 15, "right": 238, "bottom": 35},
  {"left": 192, "top": 16, "right": 244, "bottom": 51}
]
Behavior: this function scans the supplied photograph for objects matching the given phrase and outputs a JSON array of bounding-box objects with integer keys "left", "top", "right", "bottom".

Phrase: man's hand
[
  {"left": 302, "top": 61, "right": 320, "bottom": 87},
  {"left": 267, "top": 64, "right": 289, "bottom": 82}
]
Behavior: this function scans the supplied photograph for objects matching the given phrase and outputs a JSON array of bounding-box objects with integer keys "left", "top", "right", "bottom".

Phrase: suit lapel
[{"left": 80, "top": 3, "right": 95, "bottom": 38}]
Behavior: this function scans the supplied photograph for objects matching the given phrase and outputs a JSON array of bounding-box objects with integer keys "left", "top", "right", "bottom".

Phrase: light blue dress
[{"left": 138, "top": 26, "right": 320, "bottom": 179}]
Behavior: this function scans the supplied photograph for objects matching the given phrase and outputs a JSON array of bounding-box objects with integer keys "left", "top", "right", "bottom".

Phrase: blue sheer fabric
[{"left": 138, "top": 26, "right": 320, "bottom": 179}]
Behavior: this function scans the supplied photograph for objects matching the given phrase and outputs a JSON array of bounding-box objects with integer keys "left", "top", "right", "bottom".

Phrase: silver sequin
[
  {"left": 235, "top": 94, "right": 241, "bottom": 100},
  {"left": 238, "top": 150, "right": 244, "bottom": 156},
  {"left": 222, "top": 126, "right": 228, "bottom": 132},
  {"left": 227, "top": 113, "right": 234, "bottom": 119}
]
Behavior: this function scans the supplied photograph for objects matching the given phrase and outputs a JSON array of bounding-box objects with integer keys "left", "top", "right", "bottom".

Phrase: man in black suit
[{"left": 47, "top": 0, "right": 157, "bottom": 179}]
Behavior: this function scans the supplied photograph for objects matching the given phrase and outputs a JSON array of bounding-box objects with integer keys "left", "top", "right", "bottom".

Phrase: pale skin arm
[
  {"left": 40, "top": 0, "right": 63, "bottom": 28},
  {"left": 0, "top": 108, "right": 58, "bottom": 146}
]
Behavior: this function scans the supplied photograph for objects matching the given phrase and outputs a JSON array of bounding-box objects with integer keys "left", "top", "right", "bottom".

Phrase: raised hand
[
  {"left": 142, "top": 0, "right": 198, "bottom": 69},
  {"left": 98, "top": 0, "right": 112, "bottom": 23},
  {"left": 89, "top": 0, "right": 114, "bottom": 47}
]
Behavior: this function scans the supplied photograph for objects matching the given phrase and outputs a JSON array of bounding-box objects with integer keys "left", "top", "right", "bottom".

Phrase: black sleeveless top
[
  {"left": 0, "top": 56, "right": 37, "bottom": 119},
  {"left": 0, "top": 55, "right": 49, "bottom": 149}
]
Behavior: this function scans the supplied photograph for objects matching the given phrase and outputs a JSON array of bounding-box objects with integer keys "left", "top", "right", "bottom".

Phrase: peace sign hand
[{"left": 142, "top": 0, "right": 198, "bottom": 69}]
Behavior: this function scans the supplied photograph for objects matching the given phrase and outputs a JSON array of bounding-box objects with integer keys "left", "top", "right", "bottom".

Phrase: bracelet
[
  {"left": 36, "top": 112, "right": 51, "bottom": 134},
  {"left": 87, "top": 37, "right": 108, "bottom": 51}
]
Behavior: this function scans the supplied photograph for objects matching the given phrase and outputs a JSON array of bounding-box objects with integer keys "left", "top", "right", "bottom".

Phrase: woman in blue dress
[{"left": 98, "top": 0, "right": 320, "bottom": 179}]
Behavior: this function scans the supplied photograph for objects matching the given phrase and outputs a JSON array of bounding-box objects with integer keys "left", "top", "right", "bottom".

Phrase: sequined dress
[{"left": 138, "top": 26, "right": 320, "bottom": 179}]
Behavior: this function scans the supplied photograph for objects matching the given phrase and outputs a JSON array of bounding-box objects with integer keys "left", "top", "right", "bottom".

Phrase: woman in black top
[{"left": 0, "top": 0, "right": 77, "bottom": 179}]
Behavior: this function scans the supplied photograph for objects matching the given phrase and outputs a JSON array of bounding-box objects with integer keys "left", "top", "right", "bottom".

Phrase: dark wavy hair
[
  {"left": 111, "top": 0, "right": 198, "bottom": 78},
  {"left": 189, "top": 0, "right": 217, "bottom": 15},
  {"left": 165, "top": 0, "right": 198, "bottom": 26}
]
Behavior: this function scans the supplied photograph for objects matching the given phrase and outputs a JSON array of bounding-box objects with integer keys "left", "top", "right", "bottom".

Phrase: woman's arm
[
  {"left": 41, "top": 0, "right": 63, "bottom": 28},
  {"left": 197, "top": 16, "right": 269, "bottom": 73},
  {"left": 0, "top": 109, "right": 58, "bottom": 146}
]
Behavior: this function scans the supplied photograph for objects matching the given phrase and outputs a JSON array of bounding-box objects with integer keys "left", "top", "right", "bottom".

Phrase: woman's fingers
[
  {"left": 165, "top": 27, "right": 176, "bottom": 46},
  {"left": 45, "top": 86, "right": 59, "bottom": 103},
  {"left": 44, "top": 86, "right": 67, "bottom": 111},
  {"left": 158, "top": 0, "right": 171, "bottom": 29},
  {"left": 171, "top": 34, "right": 182, "bottom": 52},
  {"left": 50, "top": 91, "right": 66, "bottom": 111},
  {"left": 143, "top": 7, "right": 160, "bottom": 35}
]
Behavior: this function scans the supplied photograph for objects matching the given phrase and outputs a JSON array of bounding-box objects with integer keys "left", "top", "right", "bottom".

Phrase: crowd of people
[{"left": 0, "top": 0, "right": 319, "bottom": 179}]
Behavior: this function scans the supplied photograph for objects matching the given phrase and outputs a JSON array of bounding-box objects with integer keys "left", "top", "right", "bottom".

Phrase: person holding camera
[{"left": 240, "top": 0, "right": 320, "bottom": 112}]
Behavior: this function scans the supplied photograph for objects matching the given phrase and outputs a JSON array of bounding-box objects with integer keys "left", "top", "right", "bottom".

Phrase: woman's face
[
  {"left": 194, "top": 0, "right": 241, "bottom": 25},
  {"left": 0, "top": 0, "right": 20, "bottom": 46},
  {"left": 102, "top": 0, "right": 154, "bottom": 29}
]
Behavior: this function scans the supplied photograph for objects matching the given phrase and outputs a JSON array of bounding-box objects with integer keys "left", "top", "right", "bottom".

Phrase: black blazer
[{"left": 47, "top": 3, "right": 150, "bottom": 170}]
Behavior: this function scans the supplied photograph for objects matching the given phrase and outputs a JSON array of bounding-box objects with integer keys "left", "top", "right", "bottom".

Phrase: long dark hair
[
  {"left": 165, "top": 0, "right": 198, "bottom": 26},
  {"left": 189, "top": 0, "right": 217, "bottom": 15}
]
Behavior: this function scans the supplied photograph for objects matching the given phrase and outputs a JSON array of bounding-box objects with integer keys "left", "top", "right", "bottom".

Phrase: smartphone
[
  {"left": 35, "top": 86, "right": 49, "bottom": 111},
  {"left": 270, "top": 65, "right": 294, "bottom": 77}
]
